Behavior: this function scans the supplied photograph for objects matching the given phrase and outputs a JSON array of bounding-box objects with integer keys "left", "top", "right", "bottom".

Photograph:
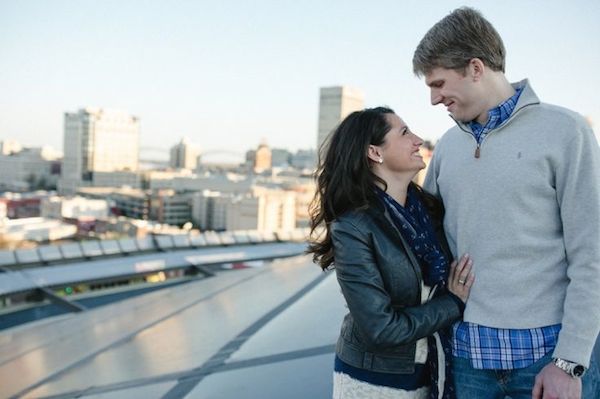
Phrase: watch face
[{"left": 573, "top": 365, "right": 585, "bottom": 377}]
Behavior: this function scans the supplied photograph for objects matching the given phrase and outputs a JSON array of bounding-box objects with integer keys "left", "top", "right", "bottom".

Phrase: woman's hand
[{"left": 448, "top": 253, "right": 474, "bottom": 303}]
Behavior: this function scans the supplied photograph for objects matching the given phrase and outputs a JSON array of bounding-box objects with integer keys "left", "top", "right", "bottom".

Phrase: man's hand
[{"left": 532, "top": 363, "right": 582, "bottom": 399}]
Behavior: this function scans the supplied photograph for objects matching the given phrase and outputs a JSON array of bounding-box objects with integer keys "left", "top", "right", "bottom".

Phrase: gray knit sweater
[{"left": 424, "top": 79, "right": 600, "bottom": 367}]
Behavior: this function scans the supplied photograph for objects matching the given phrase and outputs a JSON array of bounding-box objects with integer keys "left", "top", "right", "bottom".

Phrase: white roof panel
[
  {"left": 59, "top": 243, "right": 83, "bottom": 259},
  {"left": 99, "top": 240, "right": 122, "bottom": 255},
  {"left": 14, "top": 248, "right": 41, "bottom": 264},
  {"left": 81, "top": 241, "right": 103, "bottom": 258},
  {"left": 38, "top": 245, "right": 63, "bottom": 263}
]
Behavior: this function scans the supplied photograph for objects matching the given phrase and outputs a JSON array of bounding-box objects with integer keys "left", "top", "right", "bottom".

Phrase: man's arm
[
  {"left": 535, "top": 117, "right": 600, "bottom": 398},
  {"left": 552, "top": 119, "right": 600, "bottom": 366}
]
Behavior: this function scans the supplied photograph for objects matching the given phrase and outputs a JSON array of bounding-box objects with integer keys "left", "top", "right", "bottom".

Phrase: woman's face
[{"left": 372, "top": 113, "right": 426, "bottom": 174}]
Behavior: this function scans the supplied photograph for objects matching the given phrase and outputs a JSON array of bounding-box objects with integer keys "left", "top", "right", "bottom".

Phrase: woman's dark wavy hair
[{"left": 307, "top": 107, "right": 443, "bottom": 271}]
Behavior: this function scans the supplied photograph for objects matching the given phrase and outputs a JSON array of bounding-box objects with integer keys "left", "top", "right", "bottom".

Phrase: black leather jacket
[{"left": 331, "top": 200, "right": 463, "bottom": 374}]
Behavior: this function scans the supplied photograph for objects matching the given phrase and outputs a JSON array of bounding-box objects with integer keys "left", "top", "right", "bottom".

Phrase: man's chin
[{"left": 449, "top": 112, "right": 471, "bottom": 123}]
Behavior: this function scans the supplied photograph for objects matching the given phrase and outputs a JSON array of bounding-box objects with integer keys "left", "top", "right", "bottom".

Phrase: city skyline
[{"left": 1, "top": 0, "right": 599, "bottom": 162}]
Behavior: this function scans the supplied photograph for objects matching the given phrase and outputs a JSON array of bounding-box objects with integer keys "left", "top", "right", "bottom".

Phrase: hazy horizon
[{"left": 1, "top": 0, "right": 599, "bottom": 161}]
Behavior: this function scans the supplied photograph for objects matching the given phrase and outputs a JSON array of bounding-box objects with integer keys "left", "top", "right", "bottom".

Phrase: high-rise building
[
  {"left": 254, "top": 141, "right": 272, "bottom": 173},
  {"left": 169, "top": 137, "right": 201, "bottom": 170},
  {"left": 59, "top": 108, "right": 140, "bottom": 194},
  {"left": 317, "top": 86, "right": 364, "bottom": 151}
]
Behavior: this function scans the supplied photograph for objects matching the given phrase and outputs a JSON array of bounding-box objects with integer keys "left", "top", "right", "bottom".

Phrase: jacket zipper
[{"left": 452, "top": 102, "right": 537, "bottom": 159}]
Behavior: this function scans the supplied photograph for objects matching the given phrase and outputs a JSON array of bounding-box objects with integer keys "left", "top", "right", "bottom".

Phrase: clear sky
[{"left": 1, "top": 0, "right": 599, "bottom": 161}]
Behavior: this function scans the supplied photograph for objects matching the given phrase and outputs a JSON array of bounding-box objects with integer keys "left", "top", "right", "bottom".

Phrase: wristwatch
[{"left": 552, "top": 357, "right": 586, "bottom": 378}]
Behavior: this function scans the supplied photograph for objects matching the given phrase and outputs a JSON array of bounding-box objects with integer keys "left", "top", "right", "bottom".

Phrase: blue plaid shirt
[
  {"left": 468, "top": 85, "right": 523, "bottom": 143},
  {"left": 453, "top": 85, "right": 562, "bottom": 370},
  {"left": 452, "top": 323, "right": 561, "bottom": 369}
]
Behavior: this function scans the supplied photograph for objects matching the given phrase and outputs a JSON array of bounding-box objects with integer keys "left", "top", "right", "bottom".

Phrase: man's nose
[{"left": 431, "top": 90, "right": 442, "bottom": 106}]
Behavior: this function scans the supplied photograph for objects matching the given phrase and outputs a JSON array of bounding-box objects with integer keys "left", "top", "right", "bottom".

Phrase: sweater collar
[{"left": 453, "top": 79, "right": 541, "bottom": 133}]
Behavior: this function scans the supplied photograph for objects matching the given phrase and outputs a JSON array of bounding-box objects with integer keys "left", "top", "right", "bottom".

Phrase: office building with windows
[
  {"left": 316, "top": 86, "right": 364, "bottom": 150},
  {"left": 59, "top": 108, "right": 140, "bottom": 194}
]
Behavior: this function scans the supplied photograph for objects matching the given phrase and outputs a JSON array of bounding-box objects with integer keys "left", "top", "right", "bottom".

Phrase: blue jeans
[{"left": 452, "top": 349, "right": 600, "bottom": 399}]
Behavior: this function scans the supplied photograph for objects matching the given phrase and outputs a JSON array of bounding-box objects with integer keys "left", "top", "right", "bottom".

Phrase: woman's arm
[{"left": 331, "top": 217, "right": 466, "bottom": 350}]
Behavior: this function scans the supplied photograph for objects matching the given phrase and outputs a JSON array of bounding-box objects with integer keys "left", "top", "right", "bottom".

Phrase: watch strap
[{"left": 552, "top": 357, "right": 586, "bottom": 378}]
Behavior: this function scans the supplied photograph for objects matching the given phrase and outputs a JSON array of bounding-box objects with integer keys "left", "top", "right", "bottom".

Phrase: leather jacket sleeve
[{"left": 331, "top": 215, "right": 462, "bottom": 351}]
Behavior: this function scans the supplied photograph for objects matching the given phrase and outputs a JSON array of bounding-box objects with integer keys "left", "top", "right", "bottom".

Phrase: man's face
[{"left": 424, "top": 67, "right": 484, "bottom": 123}]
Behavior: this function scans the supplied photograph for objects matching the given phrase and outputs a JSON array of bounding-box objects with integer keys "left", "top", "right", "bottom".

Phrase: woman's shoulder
[
  {"left": 332, "top": 206, "right": 381, "bottom": 232},
  {"left": 334, "top": 208, "right": 369, "bottom": 226}
]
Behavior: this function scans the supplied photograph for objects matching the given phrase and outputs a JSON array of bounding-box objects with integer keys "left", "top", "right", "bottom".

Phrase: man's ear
[
  {"left": 468, "top": 58, "right": 485, "bottom": 81},
  {"left": 367, "top": 145, "right": 381, "bottom": 163}
]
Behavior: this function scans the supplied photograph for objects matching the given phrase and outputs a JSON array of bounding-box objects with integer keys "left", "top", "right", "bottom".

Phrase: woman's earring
[{"left": 378, "top": 158, "right": 383, "bottom": 164}]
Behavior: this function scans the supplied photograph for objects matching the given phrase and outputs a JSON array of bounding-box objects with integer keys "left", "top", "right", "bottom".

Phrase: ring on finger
[{"left": 458, "top": 279, "right": 466, "bottom": 284}]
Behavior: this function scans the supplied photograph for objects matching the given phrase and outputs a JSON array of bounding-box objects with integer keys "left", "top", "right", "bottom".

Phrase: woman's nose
[{"left": 413, "top": 134, "right": 424, "bottom": 146}]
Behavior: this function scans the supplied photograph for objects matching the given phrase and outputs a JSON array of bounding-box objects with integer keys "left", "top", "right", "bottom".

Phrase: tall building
[
  {"left": 317, "top": 86, "right": 364, "bottom": 150},
  {"left": 254, "top": 141, "right": 272, "bottom": 173},
  {"left": 59, "top": 108, "right": 140, "bottom": 194},
  {"left": 169, "top": 137, "right": 201, "bottom": 170}
]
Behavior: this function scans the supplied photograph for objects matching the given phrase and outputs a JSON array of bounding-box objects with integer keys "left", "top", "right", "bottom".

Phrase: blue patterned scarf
[
  {"left": 376, "top": 185, "right": 448, "bottom": 286},
  {"left": 376, "top": 185, "right": 455, "bottom": 399}
]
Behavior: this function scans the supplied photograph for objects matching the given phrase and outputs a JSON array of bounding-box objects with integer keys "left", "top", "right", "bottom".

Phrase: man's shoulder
[
  {"left": 526, "top": 101, "right": 589, "bottom": 129},
  {"left": 518, "top": 101, "right": 595, "bottom": 147}
]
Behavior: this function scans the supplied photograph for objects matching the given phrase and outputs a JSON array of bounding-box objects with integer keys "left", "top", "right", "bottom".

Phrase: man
[{"left": 413, "top": 7, "right": 600, "bottom": 399}]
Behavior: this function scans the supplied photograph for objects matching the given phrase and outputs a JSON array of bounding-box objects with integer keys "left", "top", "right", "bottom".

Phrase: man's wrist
[{"left": 552, "top": 357, "right": 586, "bottom": 378}]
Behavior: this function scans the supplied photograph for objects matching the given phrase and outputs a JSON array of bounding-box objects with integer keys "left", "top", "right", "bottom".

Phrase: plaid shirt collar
[{"left": 469, "top": 85, "right": 524, "bottom": 143}]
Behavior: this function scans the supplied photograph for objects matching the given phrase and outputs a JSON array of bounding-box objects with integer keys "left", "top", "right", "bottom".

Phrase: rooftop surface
[{"left": 1, "top": 254, "right": 344, "bottom": 398}]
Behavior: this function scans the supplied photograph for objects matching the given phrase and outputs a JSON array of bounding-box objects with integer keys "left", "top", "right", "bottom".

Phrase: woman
[{"left": 308, "top": 107, "right": 474, "bottom": 398}]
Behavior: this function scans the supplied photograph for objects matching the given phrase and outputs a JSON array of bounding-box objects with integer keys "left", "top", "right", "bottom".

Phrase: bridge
[{"left": 140, "top": 147, "right": 246, "bottom": 166}]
